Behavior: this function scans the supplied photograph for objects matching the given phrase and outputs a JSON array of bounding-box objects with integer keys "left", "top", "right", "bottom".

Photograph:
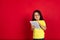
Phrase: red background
[{"left": 0, "top": 0, "right": 60, "bottom": 40}]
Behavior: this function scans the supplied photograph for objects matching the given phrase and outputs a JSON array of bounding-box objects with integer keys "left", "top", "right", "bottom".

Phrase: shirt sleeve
[{"left": 40, "top": 20, "right": 46, "bottom": 27}]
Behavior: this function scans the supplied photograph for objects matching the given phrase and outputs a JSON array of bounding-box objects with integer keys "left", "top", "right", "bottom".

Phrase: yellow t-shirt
[{"left": 33, "top": 20, "right": 46, "bottom": 39}]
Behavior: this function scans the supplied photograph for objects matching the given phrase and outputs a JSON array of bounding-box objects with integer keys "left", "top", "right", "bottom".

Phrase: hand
[
  {"left": 37, "top": 21, "right": 41, "bottom": 26},
  {"left": 31, "top": 24, "right": 35, "bottom": 30},
  {"left": 37, "top": 21, "right": 46, "bottom": 30}
]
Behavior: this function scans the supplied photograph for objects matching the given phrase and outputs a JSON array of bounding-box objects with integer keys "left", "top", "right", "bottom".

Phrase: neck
[{"left": 36, "top": 20, "right": 40, "bottom": 21}]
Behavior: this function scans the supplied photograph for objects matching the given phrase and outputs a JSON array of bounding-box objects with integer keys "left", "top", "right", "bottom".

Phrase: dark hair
[{"left": 32, "top": 10, "right": 44, "bottom": 21}]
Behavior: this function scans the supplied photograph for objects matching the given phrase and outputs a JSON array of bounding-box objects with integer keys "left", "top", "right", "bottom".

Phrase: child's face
[{"left": 34, "top": 12, "right": 40, "bottom": 20}]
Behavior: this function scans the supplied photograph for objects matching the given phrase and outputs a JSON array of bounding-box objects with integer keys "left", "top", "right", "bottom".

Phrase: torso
[{"left": 33, "top": 20, "right": 46, "bottom": 39}]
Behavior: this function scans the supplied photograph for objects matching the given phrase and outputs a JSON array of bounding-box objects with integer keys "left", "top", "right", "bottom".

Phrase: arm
[
  {"left": 31, "top": 24, "right": 35, "bottom": 31},
  {"left": 37, "top": 21, "right": 47, "bottom": 30},
  {"left": 39, "top": 24, "right": 46, "bottom": 30}
]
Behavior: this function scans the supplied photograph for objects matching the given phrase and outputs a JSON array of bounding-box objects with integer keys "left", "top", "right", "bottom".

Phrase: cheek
[
  {"left": 35, "top": 16, "right": 39, "bottom": 19},
  {"left": 34, "top": 16, "right": 37, "bottom": 19},
  {"left": 34, "top": 16, "right": 36, "bottom": 19},
  {"left": 34, "top": 16, "right": 40, "bottom": 19},
  {"left": 38, "top": 16, "right": 40, "bottom": 18},
  {"left": 37, "top": 16, "right": 40, "bottom": 18}
]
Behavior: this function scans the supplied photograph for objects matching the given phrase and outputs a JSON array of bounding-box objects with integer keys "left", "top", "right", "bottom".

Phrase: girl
[{"left": 31, "top": 10, "right": 46, "bottom": 40}]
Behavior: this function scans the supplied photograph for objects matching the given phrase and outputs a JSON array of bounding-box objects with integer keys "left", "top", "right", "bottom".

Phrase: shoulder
[
  {"left": 39, "top": 20, "right": 46, "bottom": 24},
  {"left": 39, "top": 20, "right": 46, "bottom": 26},
  {"left": 39, "top": 20, "right": 45, "bottom": 22}
]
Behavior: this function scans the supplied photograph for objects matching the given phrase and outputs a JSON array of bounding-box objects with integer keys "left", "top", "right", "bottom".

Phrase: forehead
[{"left": 34, "top": 12, "right": 39, "bottom": 15}]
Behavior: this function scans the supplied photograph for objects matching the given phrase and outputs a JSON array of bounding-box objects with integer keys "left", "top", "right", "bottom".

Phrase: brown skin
[{"left": 31, "top": 12, "right": 46, "bottom": 31}]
